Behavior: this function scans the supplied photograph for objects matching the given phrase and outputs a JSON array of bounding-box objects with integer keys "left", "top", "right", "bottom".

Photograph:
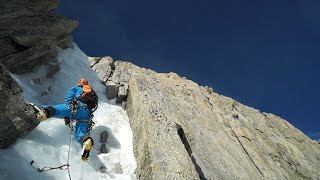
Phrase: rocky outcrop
[
  {"left": 0, "top": 64, "right": 39, "bottom": 148},
  {"left": 0, "top": 0, "right": 78, "bottom": 74},
  {"left": 0, "top": 0, "right": 78, "bottom": 148},
  {"left": 90, "top": 58, "right": 320, "bottom": 179},
  {"left": 89, "top": 57, "right": 131, "bottom": 103}
]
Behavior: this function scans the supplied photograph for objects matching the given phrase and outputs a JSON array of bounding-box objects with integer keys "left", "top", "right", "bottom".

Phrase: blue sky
[{"left": 57, "top": 0, "right": 320, "bottom": 139}]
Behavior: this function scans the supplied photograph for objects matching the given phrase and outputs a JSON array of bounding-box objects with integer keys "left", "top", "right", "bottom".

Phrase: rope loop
[
  {"left": 30, "top": 161, "right": 70, "bottom": 172},
  {"left": 30, "top": 123, "right": 74, "bottom": 180}
]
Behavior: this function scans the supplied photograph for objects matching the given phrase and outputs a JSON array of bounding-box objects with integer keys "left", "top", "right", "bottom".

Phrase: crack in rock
[{"left": 176, "top": 124, "right": 207, "bottom": 180}]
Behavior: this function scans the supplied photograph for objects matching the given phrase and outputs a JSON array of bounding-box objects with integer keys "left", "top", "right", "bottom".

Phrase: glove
[
  {"left": 36, "top": 109, "right": 48, "bottom": 121},
  {"left": 64, "top": 117, "right": 70, "bottom": 126},
  {"left": 64, "top": 117, "right": 75, "bottom": 129}
]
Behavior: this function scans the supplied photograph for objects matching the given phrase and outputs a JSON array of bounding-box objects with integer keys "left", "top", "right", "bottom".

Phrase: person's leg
[
  {"left": 73, "top": 106, "right": 92, "bottom": 142},
  {"left": 52, "top": 104, "right": 72, "bottom": 118},
  {"left": 74, "top": 122, "right": 89, "bottom": 143},
  {"left": 63, "top": 105, "right": 89, "bottom": 127},
  {"left": 74, "top": 106, "right": 91, "bottom": 120},
  {"left": 41, "top": 104, "right": 72, "bottom": 119},
  {"left": 42, "top": 103, "right": 89, "bottom": 120},
  {"left": 75, "top": 121, "right": 94, "bottom": 160}
]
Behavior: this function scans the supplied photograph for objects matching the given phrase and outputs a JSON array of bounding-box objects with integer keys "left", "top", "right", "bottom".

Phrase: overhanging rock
[
  {"left": 0, "top": 0, "right": 79, "bottom": 148},
  {"left": 0, "top": 0, "right": 79, "bottom": 74},
  {"left": 0, "top": 64, "right": 39, "bottom": 148}
]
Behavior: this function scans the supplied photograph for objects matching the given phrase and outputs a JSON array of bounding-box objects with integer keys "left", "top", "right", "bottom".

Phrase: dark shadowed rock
[
  {"left": 117, "top": 83, "right": 128, "bottom": 103},
  {"left": 121, "top": 101, "right": 127, "bottom": 110},
  {"left": 106, "top": 81, "right": 118, "bottom": 100},
  {"left": 0, "top": 64, "right": 39, "bottom": 148},
  {"left": 0, "top": 0, "right": 77, "bottom": 149},
  {"left": 0, "top": 0, "right": 78, "bottom": 74},
  {"left": 46, "top": 62, "right": 60, "bottom": 78}
]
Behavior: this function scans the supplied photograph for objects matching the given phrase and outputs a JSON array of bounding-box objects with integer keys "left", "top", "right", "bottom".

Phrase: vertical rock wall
[
  {"left": 0, "top": 0, "right": 78, "bottom": 148},
  {"left": 0, "top": 64, "right": 39, "bottom": 148},
  {"left": 91, "top": 57, "right": 320, "bottom": 180}
]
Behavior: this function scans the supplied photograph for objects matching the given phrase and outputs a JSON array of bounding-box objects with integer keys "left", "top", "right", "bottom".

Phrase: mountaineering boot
[
  {"left": 100, "top": 131, "right": 108, "bottom": 153},
  {"left": 29, "top": 103, "right": 48, "bottom": 121},
  {"left": 36, "top": 109, "right": 48, "bottom": 121},
  {"left": 81, "top": 138, "right": 93, "bottom": 161}
]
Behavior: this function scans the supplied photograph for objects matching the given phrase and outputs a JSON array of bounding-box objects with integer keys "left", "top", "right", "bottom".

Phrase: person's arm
[
  {"left": 64, "top": 86, "right": 77, "bottom": 104},
  {"left": 74, "top": 86, "right": 83, "bottom": 100}
]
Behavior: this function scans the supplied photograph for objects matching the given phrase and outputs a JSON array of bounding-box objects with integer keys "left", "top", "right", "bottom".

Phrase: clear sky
[{"left": 56, "top": 0, "right": 320, "bottom": 140}]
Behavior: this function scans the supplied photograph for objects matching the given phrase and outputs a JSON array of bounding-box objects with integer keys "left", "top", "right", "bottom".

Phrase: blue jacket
[
  {"left": 43, "top": 85, "right": 91, "bottom": 143},
  {"left": 49, "top": 85, "right": 91, "bottom": 120},
  {"left": 65, "top": 85, "right": 84, "bottom": 104}
]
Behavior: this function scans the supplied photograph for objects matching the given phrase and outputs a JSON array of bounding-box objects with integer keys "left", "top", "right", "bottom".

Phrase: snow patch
[{"left": 0, "top": 44, "right": 136, "bottom": 180}]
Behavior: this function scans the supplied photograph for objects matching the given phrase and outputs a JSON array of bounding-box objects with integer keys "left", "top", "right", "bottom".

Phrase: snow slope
[{"left": 0, "top": 44, "right": 136, "bottom": 180}]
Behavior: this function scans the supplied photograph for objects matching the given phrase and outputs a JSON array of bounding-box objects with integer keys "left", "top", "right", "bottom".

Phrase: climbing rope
[
  {"left": 30, "top": 106, "right": 78, "bottom": 180},
  {"left": 67, "top": 122, "right": 73, "bottom": 180},
  {"left": 30, "top": 124, "right": 73, "bottom": 180}
]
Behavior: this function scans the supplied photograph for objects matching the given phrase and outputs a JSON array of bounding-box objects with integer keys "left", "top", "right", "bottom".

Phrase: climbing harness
[
  {"left": 30, "top": 106, "right": 78, "bottom": 180},
  {"left": 75, "top": 114, "right": 95, "bottom": 133},
  {"left": 79, "top": 115, "right": 95, "bottom": 133},
  {"left": 66, "top": 120, "right": 73, "bottom": 180}
]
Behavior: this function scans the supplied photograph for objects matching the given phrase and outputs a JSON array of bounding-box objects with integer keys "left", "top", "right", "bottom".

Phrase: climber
[{"left": 34, "top": 78, "right": 98, "bottom": 161}]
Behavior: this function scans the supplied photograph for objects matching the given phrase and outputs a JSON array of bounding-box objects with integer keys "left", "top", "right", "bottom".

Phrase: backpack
[{"left": 80, "top": 85, "right": 98, "bottom": 112}]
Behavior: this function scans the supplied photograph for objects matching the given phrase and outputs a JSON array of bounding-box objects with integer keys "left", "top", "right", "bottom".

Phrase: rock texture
[
  {"left": 0, "top": 0, "right": 78, "bottom": 74},
  {"left": 0, "top": 0, "right": 78, "bottom": 148},
  {"left": 90, "top": 58, "right": 320, "bottom": 180},
  {"left": 0, "top": 64, "right": 39, "bottom": 148},
  {"left": 89, "top": 56, "right": 130, "bottom": 103}
]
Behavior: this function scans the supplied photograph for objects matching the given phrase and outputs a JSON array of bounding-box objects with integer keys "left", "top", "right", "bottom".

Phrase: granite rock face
[
  {"left": 90, "top": 58, "right": 320, "bottom": 180},
  {"left": 0, "top": 64, "right": 39, "bottom": 148},
  {"left": 0, "top": 0, "right": 78, "bottom": 74},
  {"left": 89, "top": 56, "right": 131, "bottom": 103}
]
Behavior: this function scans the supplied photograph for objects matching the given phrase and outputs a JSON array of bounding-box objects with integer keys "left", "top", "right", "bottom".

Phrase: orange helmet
[{"left": 77, "top": 78, "right": 88, "bottom": 85}]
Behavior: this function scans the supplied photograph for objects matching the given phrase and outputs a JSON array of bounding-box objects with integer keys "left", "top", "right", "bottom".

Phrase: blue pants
[
  {"left": 46, "top": 104, "right": 91, "bottom": 143},
  {"left": 74, "top": 122, "right": 89, "bottom": 143}
]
